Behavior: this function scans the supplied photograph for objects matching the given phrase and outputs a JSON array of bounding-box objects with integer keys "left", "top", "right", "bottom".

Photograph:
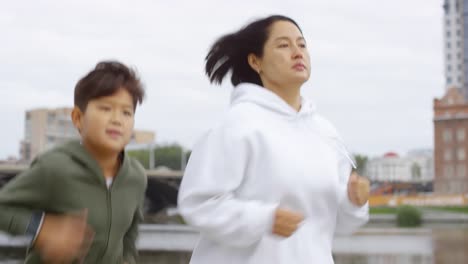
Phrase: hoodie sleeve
[
  {"left": 314, "top": 115, "right": 369, "bottom": 235},
  {"left": 178, "top": 123, "right": 278, "bottom": 248},
  {"left": 0, "top": 157, "right": 50, "bottom": 237},
  {"left": 334, "top": 151, "right": 369, "bottom": 235}
]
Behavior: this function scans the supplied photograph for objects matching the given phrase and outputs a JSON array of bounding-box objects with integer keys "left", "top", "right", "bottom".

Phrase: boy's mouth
[{"left": 106, "top": 129, "right": 122, "bottom": 138}]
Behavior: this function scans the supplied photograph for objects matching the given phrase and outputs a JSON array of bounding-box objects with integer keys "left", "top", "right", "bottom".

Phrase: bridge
[
  {"left": 0, "top": 164, "right": 184, "bottom": 179},
  {"left": 0, "top": 164, "right": 182, "bottom": 215}
]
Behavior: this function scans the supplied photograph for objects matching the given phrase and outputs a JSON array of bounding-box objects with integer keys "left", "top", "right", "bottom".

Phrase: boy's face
[{"left": 72, "top": 88, "right": 135, "bottom": 154}]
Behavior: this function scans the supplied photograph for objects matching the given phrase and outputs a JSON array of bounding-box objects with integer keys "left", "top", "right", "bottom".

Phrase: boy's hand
[
  {"left": 347, "top": 172, "right": 370, "bottom": 207},
  {"left": 34, "top": 209, "right": 94, "bottom": 263},
  {"left": 272, "top": 208, "right": 304, "bottom": 237}
]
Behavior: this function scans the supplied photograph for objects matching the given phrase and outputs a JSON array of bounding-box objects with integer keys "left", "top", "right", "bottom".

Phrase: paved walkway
[{"left": 0, "top": 225, "right": 433, "bottom": 255}]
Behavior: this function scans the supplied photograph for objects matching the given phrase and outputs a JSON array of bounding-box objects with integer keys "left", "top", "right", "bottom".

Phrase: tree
[
  {"left": 127, "top": 144, "right": 190, "bottom": 170},
  {"left": 353, "top": 154, "right": 368, "bottom": 176},
  {"left": 127, "top": 149, "right": 150, "bottom": 169},
  {"left": 153, "top": 144, "right": 184, "bottom": 170},
  {"left": 411, "top": 162, "right": 422, "bottom": 180}
]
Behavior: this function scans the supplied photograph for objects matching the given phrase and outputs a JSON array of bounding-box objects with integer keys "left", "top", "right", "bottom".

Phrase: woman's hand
[
  {"left": 272, "top": 208, "right": 304, "bottom": 237},
  {"left": 347, "top": 172, "right": 370, "bottom": 207}
]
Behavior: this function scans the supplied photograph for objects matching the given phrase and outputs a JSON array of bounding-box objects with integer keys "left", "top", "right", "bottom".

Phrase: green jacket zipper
[{"left": 99, "top": 186, "right": 113, "bottom": 261}]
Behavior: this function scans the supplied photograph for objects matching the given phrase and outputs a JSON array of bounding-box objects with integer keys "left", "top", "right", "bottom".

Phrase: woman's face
[{"left": 252, "top": 20, "right": 311, "bottom": 89}]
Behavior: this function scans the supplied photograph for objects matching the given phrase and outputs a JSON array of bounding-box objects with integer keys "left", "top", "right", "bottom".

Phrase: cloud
[{"left": 0, "top": 0, "right": 444, "bottom": 159}]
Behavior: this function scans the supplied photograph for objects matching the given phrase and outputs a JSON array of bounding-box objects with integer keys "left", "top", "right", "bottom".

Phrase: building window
[
  {"left": 47, "top": 113, "right": 56, "bottom": 126},
  {"left": 411, "top": 163, "right": 422, "bottom": 180},
  {"left": 443, "top": 129, "right": 452, "bottom": 142},
  {"left": 458, "top": 75, "right": 463, "bottom": 82},
  {"left": 457, "top": 52, "right": 462, "bottom": 59},
  {"left": 47, "top": 136, "right": 55, "bottom": 145},
  {"left": 458, "top": 64, "right": 463, "bottom": 70},
  {"left": 450, "top": 181, "right": 460, "bottom": 193},
  {"left": 457, "top": 41, "right": 461, "bottom": 47},
  {"left": 446, "top": 19, "right": 450, "bottom": 26},
  {"left": 447, "top": 76, "right": 452, "bottom": 84},
  {"left": 444, "top": 149, "right": 452, "bottom": 161},
  {"left": 457, "top": 164, "right": 466, "bottom": 178},
  {"left": 457, "top": 148, "right": 465, "bottom": 160},
  {"left": 444, "top": 164, "right": 454, "bottom": 178},
  {"left": 447, "top": 53, "right": 452, "bottom": 60},
  {"left": 25, "top": 120, "right": 32, "bottom": 141},
  {"left": 447, "top": 42, "right": 451, "bottom": 48},
  {"left": 457, "top": 128, "right": 465, "bottom": 141},
  {"left": 447, "top": 31, "right": 451, "bottom": 37},
  {"left": 456, "top": 29, "right": 461, "bottom": 36}
]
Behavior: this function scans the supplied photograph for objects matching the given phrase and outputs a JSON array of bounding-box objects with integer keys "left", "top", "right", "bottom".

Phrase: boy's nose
[{"left": 110, "top": 112, "right": 123, "bottom": 125}]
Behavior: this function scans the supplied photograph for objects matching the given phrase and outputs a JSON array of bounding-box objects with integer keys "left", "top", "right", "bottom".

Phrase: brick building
[{"left": 433, "top": 88, "right": 468, "bottom": 193}]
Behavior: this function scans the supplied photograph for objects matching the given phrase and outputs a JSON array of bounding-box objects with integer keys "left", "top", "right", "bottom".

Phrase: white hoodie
[{"left": 178, "top": 83, "right": 369, "bottom": 264}]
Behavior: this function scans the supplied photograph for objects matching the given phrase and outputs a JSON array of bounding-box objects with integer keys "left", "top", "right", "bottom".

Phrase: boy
[{"left": 0, "top": 61, "right": 147, "bottom": 263}]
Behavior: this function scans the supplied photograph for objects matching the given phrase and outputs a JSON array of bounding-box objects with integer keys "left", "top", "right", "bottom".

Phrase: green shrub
[{"left": 396, "top": 205, "right": 422, "bottom": 227}]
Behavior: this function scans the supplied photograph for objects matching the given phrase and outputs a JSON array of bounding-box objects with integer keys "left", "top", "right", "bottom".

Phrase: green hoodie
[{"left": 0, "top": 140, "right": 147, "bottom": 263}]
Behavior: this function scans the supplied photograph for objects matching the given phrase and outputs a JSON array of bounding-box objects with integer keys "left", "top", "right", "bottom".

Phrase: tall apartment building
[
  {"left": 443, "top": 0, "right": 466, "bottom": 95},
  {"left": 20, "top": 108, "right": 155, "bottom": 161}
]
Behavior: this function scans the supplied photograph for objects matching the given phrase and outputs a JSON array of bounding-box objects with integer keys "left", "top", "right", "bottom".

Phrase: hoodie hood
[
  {"left": 230, "top": 83, "right": 316, "bottom": 118},
  {"left": 230, "top": 83, "right": 356, "bottom": 169},
  {"left": 54, "top": 140, "right": 130, "bottom": 184}
]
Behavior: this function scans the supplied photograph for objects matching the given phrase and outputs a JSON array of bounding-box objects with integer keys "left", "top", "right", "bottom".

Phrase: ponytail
[
  {"left": 205, "top": 32, "right": 262, "bottom": 86},
  {"left": 204, "top": 15, "right": 300, "bottom": 87}
]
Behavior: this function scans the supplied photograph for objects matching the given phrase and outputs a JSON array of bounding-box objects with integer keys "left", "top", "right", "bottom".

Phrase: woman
[{"left": 178, "top": 15, "right": 370, "bottom": 264}]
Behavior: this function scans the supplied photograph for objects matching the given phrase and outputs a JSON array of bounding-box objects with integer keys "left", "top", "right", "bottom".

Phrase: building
[
  {"left": 0, "top": 156, "right": 20, "bottom": 165},
  {"left": 433, "top": 1, "right": 468, "bottom": 194},
  {"left": 20, "top": 107, "right": 156, "bottom": 162},
  {"left": 20, "top": 108, "right": 78, "bottom": 161},
  {"left": 130, "top": 130, "right": 155, "bottom": 144},
  {"left": 433, "top": 88, "right": 468, "bottom": 193},
  {"left": 365, "top": 150, "right": 433, "bottom": 183},
  {"left": 443, "top": 0, "right": 466, "bottom": 95}
]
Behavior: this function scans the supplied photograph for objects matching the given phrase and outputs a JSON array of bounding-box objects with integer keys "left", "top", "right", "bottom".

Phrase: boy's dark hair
[
  {"left": 74, "top": 60, "right": 145, "bottom": 111},
  {"left": 205, "top": 15, "right": 302, "bottom": 87}
]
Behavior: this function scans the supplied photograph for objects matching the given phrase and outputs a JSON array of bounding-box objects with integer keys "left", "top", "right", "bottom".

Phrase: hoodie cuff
[
  {"left": 341, "top": 186, "right": 368, "bottom": 213},
  {"left": 25, "top": 211, "right": 45, "bottom": 248}
]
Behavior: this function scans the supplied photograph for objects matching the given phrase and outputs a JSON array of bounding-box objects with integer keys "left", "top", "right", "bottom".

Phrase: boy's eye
[
  {"left": 278, "top": 43, "right": 289, "bottom": 48},
  {"left": 124, "top": 110, "right": 133, "bottom": 117},
  {"left": 99, "top": 106, "right": 111, "bottom": 111},
  {"left": 299, "top": 43, "right": 307, "bottom": 48}
]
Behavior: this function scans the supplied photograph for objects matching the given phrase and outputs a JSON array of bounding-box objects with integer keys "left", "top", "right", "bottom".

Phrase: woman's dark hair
[
  {"left": 205, "top": 15, "right": 302, "bottom": 87},
  {"left": 74, "top": 60, "right": 145, "bottom": 111}
]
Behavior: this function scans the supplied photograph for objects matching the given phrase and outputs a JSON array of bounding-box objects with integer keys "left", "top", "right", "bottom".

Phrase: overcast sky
[{"left": 0, "top": 0, "right": 444, "bottom": 159}]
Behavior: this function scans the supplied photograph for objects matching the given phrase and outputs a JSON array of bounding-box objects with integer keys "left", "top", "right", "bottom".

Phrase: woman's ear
[{"left": 248, "top": 53, "right": 262, "bottom": 74}]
